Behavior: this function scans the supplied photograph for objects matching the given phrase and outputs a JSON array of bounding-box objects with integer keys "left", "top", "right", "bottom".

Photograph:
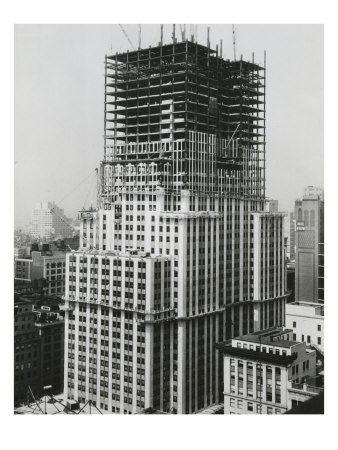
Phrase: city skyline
[{"left": 14, "top": 24, "right": 324, "bottom": 227}]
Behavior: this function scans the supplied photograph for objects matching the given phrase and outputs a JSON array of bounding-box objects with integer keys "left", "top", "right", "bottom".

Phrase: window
[
  {"left": 247, "top": 402, "right": 253, "bottom": 412},
  {"left": 293, "top": 333, "right": 296, "bottom": 341},
  {"left": 293, "top": 321, "right": 296, "bottom": 328},
  {"left": 307, "top": 336, "right": 311, "bottom": 344},
  {"left": 267, "top": 407, "right": 273, "bottom": 414},
  {"left": 237, "top": 400, "right": 243, "bottom": 409},
  {"left": 256, "top": 404, "right": 262, "bottom": 414},
  {"left": 317, "top": 325, "right": 321, "bottom": 332},
  {"left": 317, "top": 337, "right": 321, "bottom": 345},
  {"left": 230, "top": 398, "right": 235, "bottom": 407},
  {"left": 301, "top": 335, "right": 304, "bottom": 342}
]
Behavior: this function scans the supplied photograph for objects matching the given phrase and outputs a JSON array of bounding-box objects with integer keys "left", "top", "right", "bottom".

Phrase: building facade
[
  {"left": 30, "top": 202, "right": 73, "bottom": 240},
  {"left": 14, "top": 297, "right": 41, "bottom": 404},
  {"left": 295, "top": 187, "right": 324, "bottom": 303},
  {"left": 217, "top": 328, "right": 317, "bottom": 414},
  {"left": 284, "top": 212, "right": 295, "bottom": 262},
  {"left": 64, "top": 39, "right": 288, "bottom": 414},
  {"left": 285, "top": 301, "right": 324, "bottom": 352},
  {"left": 14, "top": 250, "right": 67, "bottom": 297},
  {"left": 14, "top": 295, "right": 65, "bottom": 404},
  {"left": 34, "top": 302, "right": 65, "bottom": 394}
]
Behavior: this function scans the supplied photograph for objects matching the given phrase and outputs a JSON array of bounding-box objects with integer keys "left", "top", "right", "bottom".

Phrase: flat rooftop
[{"left": 237, "top": 334, "right": 296, "bottom": 348}]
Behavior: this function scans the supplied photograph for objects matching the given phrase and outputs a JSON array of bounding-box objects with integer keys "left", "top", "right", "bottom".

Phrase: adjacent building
[
  {"left": 14, "top": 296, "right": 41, "bottom": 403},
  {"left": 286, "top": 262, "right": 295, "bottom": 303},
  {"left": 64, "top": 38, "right": 289, "bottom": 414},
  {"left": 34, "top": 300, "right": 65, "bottom": 394},
  {"left": 14, "top": 294, "right": 65, "bottom": 404},
  {"left": 14, "top": 248, "right": 67, "bottom": 297},
  {"left": 295, "top": 186, "right": 324, "bottom": 303},
  {"left": 217, "top": 327, "right": 318, "bottom": 414},
  {"left": 284, "top": 212, "right": 295, "bottom": 262},
  {"left": 285, "top": 301, "right": 324, "bottom": 352},
  {"left": 30, "top": 201, "right": 73, "bottom": 240}
]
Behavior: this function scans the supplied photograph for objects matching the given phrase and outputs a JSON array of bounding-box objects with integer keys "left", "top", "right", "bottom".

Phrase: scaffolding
[{"left": 102, "top": 40, "right": 266, "bottom": 201}]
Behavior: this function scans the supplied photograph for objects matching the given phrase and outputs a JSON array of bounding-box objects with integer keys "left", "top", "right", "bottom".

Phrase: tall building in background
[
  {"left": 64, "top": 38, "right": 288, "bottom": 414},
  {"left": 295, "top": 187, "right": 324, "bottom": 304},
  {"left": 30, "top": 202, "right": 73, "bottom": 240},
  {"left": 284, "top": 212, "right": 295, "bottom": 262}
]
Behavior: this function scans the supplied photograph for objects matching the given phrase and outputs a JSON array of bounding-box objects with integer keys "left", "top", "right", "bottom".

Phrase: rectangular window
[
  {"left": 307, "top": 336, "right": 311, "bottom": 344},
  {"left": 293, "top": 321, "right": 296, "bottom": 328},
  {"left": 317, "top": 337, "right": 321, "bottom": 345},
  {"left": 317, "top": 325, "right": 321, "bottom": 332},
  {"left": 247, "top": 402, "right": 253, "bottom": 412}
]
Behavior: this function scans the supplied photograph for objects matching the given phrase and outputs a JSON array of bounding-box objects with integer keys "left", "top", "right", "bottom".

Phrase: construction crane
[
  {"left": 232, "top": 24, "right": 237, "bottom": 61},
  {"left": 118, "top": 24, "right": 135, "bottom": 50}
]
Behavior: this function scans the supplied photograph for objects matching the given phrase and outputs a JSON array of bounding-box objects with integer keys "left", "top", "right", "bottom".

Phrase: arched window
[
  {"left": 298, "top": 208, "right": 302, "bottom": 221},
  {"left": 304, "top": 210, "right": 309, "bottom": 226},
  {"left": 310, "top": 210, "right": 315, "bottom": 227}
]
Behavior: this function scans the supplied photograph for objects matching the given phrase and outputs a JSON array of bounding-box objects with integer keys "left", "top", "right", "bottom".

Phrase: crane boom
[{"left": 118, "top": 24, "right": 135, "bottom": 50}]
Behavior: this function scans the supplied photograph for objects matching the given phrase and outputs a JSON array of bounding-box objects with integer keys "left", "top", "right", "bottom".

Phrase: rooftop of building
[
  {"left": 216, "top": 327, "right": 303, "bottom": 365},
  {"left": 14, "top": 394, "right": 102, "bottom": 415},
  {"left": 286, "top": 302, "right": 324, "bottom": 316},
  {"left": 236, "top": 333, "right": 296, "bottom": 348},
  {"left": 107, "top": 38, "right": 265, "bottom": 70},
  {"left": 14, "top": 294, "right": 65, "bottom": 324}
]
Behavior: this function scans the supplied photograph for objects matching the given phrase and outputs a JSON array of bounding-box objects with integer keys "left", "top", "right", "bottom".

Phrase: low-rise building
[
  {"left": 14, "top": 294, "right": 65, "bottom": 405},
  {"left": 217, "top": 327, "right": 317, "bottom": 414},
  {"left": 34, "top": 301, "right": 65, "bottom": 394},
  {"left": 285, "top": 301, "right": 324, "bottom": 353},
  {"left": 14, "top": 248, "right": 67, "bottom": 297}
]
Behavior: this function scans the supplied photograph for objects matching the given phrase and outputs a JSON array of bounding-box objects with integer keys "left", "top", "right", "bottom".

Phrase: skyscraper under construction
[{"left": 64, "top": 33, "right": 288, "bottom": 414}]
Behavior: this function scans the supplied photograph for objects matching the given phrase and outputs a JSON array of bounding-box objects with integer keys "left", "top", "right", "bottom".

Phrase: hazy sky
[{"left": 14, "top": 24, "right": 323, "bottom": 226}]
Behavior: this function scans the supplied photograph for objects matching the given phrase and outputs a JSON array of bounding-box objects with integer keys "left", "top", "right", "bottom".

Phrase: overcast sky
[{"left": 14, "top": 24, "right": 323, "bottom": 227}]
